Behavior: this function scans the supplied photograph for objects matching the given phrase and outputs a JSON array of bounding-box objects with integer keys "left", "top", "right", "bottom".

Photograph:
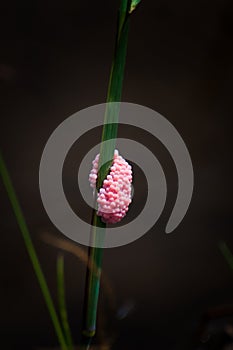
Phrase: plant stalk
[{"left": 81, "top": 0, "right": 136, "bottom": 348}]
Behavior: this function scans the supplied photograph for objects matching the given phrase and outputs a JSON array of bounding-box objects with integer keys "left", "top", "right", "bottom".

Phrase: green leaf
[{"left": 129, "top": 0, "right": 142, "bottom": 13}]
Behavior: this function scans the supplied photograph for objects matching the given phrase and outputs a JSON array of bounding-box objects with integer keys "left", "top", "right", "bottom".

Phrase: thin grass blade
[
  {"left": 57, "top": 254, "right": 74, "bottom": 349},
  {"left": 0, "top": 152, "right": 68, "bottom": 350}
]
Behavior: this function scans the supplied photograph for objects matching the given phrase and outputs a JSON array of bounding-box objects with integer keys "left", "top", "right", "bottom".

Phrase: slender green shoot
[
  {"left": 81, "top": 0, "right": 142, "bottom": 348},
  {"left": 219, "top": 241, "right": 233, "bottom": 271},
  {"left": 0, "top": 152, "right": 68, "bottom": 350},
  {"left": 57, "top": 254, "right": 74, "bottom": 349}
]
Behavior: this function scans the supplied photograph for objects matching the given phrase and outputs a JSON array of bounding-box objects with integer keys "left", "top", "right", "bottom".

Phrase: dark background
[{"left": 1, "top": 1, "right": 233, "bottom": 349}]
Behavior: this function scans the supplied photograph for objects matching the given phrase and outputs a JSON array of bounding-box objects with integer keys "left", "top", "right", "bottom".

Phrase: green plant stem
[
  {"left": 0, "top": 153, "right": 68, "bottom": 350},
  {"left": 81, "top": 0, "right": 136, "bottom": 347},
  {"left": 57, "top": 254, "right": 74, "bottom": 349},
  {"left": 98, "top": 0, "right": 130, "bottom": 183}
]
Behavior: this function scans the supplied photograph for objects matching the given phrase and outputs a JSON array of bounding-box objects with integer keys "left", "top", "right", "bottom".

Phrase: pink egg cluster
[{"left": 89, "top": 150, "right": 132, "bottom": 224}]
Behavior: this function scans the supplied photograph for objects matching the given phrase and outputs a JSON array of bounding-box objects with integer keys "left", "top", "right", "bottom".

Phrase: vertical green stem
[
  {"left": 57, "top": 254, "right": 74, "bottom": 349},
  {"left": 81, "top": 0, "right": 137, "bottom": 348},
  {"left": 98, "top": 0, "right": 130, "bottom": 182},
  {"left": 0, "top": 153, "right": 68, "bottom": 350}
]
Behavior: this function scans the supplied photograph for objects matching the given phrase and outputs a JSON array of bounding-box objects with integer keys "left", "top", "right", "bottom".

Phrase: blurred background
[{"left": 1, "top": 0, "right": 233, "bottom": 349}]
